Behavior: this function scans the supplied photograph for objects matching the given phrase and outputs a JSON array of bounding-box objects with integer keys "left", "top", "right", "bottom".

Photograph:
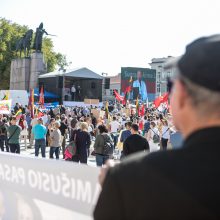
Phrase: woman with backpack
[
  {"left": 94, "top": 125, "right": 114, "bottom": 166},
  {"left": 146, "top": 121, "right": 160, "bottom": 152},
  {"left": 160, "top": 120, "right": 170, "bottom": 150}
]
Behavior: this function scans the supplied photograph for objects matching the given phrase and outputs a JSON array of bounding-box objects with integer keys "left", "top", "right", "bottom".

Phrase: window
[{"left": 158, "top": 72, "right": 161, "bottom": 79}]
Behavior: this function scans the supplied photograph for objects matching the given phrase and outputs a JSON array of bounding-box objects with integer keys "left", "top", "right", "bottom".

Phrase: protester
[
  {"left": 0, "top": 117, "right": 9, "bottom": 152},
  {"left": 59, "top": 116, "right": 68, "bottom": 159},
  {"left": 160, "top": 119, "right": 170, "bottom": 149},
  {"left": 94, "top": 34, "right": 220, "bottom": 220},
  {"left": 74, "top": 122, "right": 91, "bottom": 164},
  {"left": 32, "top": 118, "right": 47, "bottom": 158},
  {"left": 7, "top": 116, "right": 21, "bottom": 154},
  {"left": 49, "top": 121, "right": 61, "bottom": 159},
  {"left": 29, "top": 114, "right": 39, "bottom": 148},
  {"left": 46, "top": 118, "right": 55, "bottom": 147},
  {"left": 146, "top": 121, "right": 160, "bottom": 152},
  {"left": 120, "top": 121, "right": 132, "bottom": 143},
  {"left": 123, "top": 123, "right": 149, "bottom": 156},
  {"left": 109, "top": 116, "right": 120, "bottom": 148},
  {"left": 94, "top": 125, "right": 114, "bottom": 166},
  {"left": 170, "top": 128, "right": 183, "bottom": 149}
]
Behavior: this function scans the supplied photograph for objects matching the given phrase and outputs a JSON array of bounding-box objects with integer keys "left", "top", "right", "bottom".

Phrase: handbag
[{"left": 64, "top": 132, "right": 77, "bottom": 160}]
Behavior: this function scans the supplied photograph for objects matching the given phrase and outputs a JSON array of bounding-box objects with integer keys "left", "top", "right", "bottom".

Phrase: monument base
[
  {"left": 10, "top": 52, "right": 47, "bottom": 90},
  {"left": 10, "top": 58, "right": 31, "bottom": 90}
]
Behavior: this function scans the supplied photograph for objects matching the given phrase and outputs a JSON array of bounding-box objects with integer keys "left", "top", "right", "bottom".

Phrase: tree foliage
[{"left": 0, "top": 18, "right": 70, "bottom": 89}]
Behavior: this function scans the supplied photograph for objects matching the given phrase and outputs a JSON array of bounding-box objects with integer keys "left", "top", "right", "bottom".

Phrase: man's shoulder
[{"left": 110, "top": 149, "right": 182, "bottom": 178}]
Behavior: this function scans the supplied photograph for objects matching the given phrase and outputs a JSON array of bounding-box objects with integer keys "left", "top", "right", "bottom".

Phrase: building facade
[{"left": 149, "top": 56, "right": 176, "bottom": 98}]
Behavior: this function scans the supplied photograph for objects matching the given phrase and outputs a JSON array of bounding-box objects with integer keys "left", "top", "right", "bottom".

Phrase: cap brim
[{"left": 164, "top": 56, "right": 181, "bottom": 70}]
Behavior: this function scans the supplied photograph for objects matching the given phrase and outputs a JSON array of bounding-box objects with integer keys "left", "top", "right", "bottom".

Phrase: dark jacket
[
  {"left": 75, "top": 129, "right": 91, "bottom": 156},
  {"left": 94, "top": 127, "right": 220, "bottom": 220}
]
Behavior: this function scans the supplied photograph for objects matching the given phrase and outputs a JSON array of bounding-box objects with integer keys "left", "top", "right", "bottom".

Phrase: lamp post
[{"left": 102, "top": 73, "right": 108, "bottom": 101}]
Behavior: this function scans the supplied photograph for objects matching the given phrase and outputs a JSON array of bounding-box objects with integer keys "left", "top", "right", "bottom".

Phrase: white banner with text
[{"left": 0, "top": 153, "right": 100, "bottom": 220}]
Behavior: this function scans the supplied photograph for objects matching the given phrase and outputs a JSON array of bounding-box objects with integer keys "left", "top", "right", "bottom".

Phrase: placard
[
  {"left": 0, "top": 153, "right": 100, "bottom": 219},
  {"left": 0, "top": 99, "right": 12, "bottom": 114}
]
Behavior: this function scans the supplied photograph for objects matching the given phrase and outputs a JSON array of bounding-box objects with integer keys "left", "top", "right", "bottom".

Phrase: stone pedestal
[
  {"left": 29, "top": 52, "right": 46, "bottom": 89},
  {"left": 10, "top": 58, "right": 31, "bottom": 90},
  {"left": 10, "top": 52, "right": 46, "bottom": 90}
]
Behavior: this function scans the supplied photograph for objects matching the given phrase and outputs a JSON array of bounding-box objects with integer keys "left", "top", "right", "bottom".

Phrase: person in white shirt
[
  {"left": 109, "top": 116, "right": 120, "bottom": 133},
  {"left": 160, "top": 120, "right": 170, "bottom": 150},
  {"left": 146, "top": 121, "right": 160, "bottom": 152},
  {"left": 109, "top": 116, "right": 120, "bottom": 149},
  {"left": 71, "top": 85, "right": 76, "bottom": 101}
]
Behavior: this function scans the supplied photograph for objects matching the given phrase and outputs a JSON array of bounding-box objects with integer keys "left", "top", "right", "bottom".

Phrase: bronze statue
[
  {"left": 16, "top": 29, "right": 33, "bottom": 57},
  {"left": 33, "top": 22, "right": 48, "bottom": 52}
]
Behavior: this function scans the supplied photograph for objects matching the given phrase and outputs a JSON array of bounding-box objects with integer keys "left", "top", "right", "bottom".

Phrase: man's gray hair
[{"left": 180, "top": 74, "right": 220, "bottom": 116}]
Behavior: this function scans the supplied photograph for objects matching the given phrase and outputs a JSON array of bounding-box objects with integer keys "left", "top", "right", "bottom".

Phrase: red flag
[
  {"left": 113, "top": 90, "right": 124, "bottom": 102},
  {"left": 37, "top": 110, "right": 44, "bottom": 118},
  {"left": 39, "top": 86, "right": 44, "bottom": 107},
  {"left": 154, "top": 93, "right": 169, "bottom": 108},
  {"left": 139, "top": 104, "right": 145, "bottom": 116},
  {"left": 122, "top": 86, "right": 132, "bottom": 105},
  {"left": 28, "top": 89, "right": 34, "bottom": 119}
]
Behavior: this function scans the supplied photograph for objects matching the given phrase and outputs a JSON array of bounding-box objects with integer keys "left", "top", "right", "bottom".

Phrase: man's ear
[{"left": 175, "top": 80, "right": 188, "bottom": 109}]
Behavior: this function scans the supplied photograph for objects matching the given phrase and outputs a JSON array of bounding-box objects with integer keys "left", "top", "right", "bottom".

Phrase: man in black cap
[{"left": 94, "top": 35, "right": 220, "bottom": 220}]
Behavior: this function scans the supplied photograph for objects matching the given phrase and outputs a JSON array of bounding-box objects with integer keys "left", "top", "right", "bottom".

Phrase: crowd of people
[
  {"left": 0, "top": 101, "right": 182, "bottom": 166},
  {"left": 1, "top": 34, "right": 220, "bottom": 219}
]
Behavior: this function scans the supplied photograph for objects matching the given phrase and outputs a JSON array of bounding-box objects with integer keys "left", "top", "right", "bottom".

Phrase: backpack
[
  {"left": 102, "top": 134, "right": 114, "bottom": 155},
  {"left": 153, "top": 134, "right": 160, "bottom": 143},
  {"left": 151, "top": 128, "right": 160, "bottom": 143}
]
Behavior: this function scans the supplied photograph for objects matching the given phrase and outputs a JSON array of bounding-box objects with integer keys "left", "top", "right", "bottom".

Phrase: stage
[{"left": 38, "top": 67, "right": 103, "bottom": 104}]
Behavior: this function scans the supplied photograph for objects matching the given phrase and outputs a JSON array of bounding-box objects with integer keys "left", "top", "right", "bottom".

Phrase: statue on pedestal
[
  {"left": 33, "top": 22, "right": 48, "bottom": 52},
  {"left": 15, "top": 29, "right": 33, "bottom": 57}
]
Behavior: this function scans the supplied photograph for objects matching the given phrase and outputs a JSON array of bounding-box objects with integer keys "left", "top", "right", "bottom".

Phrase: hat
[{"left": 165, "top": 34, "right": 220, "bottom": 92}]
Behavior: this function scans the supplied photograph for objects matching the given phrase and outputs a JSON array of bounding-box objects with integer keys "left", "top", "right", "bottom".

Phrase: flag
[
  {"left": 139, "top": 104, "right": 145, "bottom": 117},
  {"left": 37, "top": 108, "right": 44, "bottom": 118},
  {"left": 136, "top": 96, "right": 139, "bottom": 116},
  {"left": 105, "top": 101, "right": 109, "bottom": 120},
  {"left": 39, "top": 85, "right": 44, "bottom": 107},
  {"left": 2, "top": 91, "right": 9, "bottom": 100},
  {"left": 122, "top": 85, "right": 132, "bottom": 105},
  {"left": 154, "top": 92, "right": 169, "bottom": 108},
  {"left": 15, "top": 109, "right": 22, "bottom": 119},
  {"left": 113, "top": 90, "right": 124, "bottom": 102},
  {"left": 29, "top": 89, "right": 34, "bottom": 119}
]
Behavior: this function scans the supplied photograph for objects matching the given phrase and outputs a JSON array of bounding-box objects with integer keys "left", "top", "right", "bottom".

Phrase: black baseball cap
[{"left": 165, "top": 34, "right": 220, "bottom": 92}]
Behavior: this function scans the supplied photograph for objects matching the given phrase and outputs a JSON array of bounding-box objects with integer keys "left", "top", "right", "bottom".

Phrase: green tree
[
  {"left": 0, "top": 18, "right": 28, "bottom": 89},
  {"left": 0, "top": 18, "right": 69, "bottom": 89}
]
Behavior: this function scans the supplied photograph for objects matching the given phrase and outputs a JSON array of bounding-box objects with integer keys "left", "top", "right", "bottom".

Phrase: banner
[
  {"left": 0, "top": 90, "right": 28, "bottom": 107},
  {"left": 0, "top": 153, "right": 100, "bottom": 220},
  {"left": 0, "top": 99, "right": 12, "bottom": 114},
  {"left": 35, "top": 102, "right": 59, "bottom": 109},
  {"left": 121, "top": 67, "right": 156, "bottom": 102}
]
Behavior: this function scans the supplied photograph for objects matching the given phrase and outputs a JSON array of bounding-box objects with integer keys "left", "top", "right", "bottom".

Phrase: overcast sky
[{"left": 1, "top": 0, "right": 220, "bottom": 75}]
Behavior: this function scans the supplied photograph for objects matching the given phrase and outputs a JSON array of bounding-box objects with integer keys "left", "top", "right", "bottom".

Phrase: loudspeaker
[
  {"left": 91, "top": 82, "right": 96, "bottom": 89},
  {"left": 104, "top": 78, "right": 110, "bottom": 89},
  {"left": 133, "top": 87, "right": 139, "bottom": 99},
  {"left": 58, "top": 76, "right": 63, "bottom": 88}
]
